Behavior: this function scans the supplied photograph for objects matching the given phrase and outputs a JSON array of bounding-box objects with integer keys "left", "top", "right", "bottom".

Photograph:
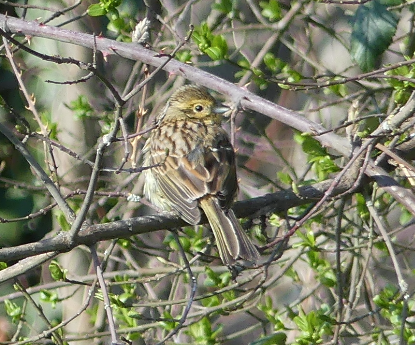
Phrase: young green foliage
[
  {"left": 186, "top": 317, "right": 223, "bottom": 345},
  {"left": 292, "top": 306, "right": 334, "bottom": 345},
  {"left": 192, "top": 23, "right": 228, "bottom": 60},
  {"left": 350, "top": 0, "right": 398, "bottom": 72},
  {"left": 373, "top": 284, "right": 415, "bottom": 343},
  {"left": 259, "top": 0, "right": 282, "bottom": 22},
  {"left": 87, "top": 0, "right": 135, "bottom": 41},
  {"left": 294, "top": 132, "right": 340, "bottom": 181}
]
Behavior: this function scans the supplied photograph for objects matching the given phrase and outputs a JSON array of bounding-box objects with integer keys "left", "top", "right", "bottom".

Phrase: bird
[{"left": 142, "top": 84, "right": 259, "bottom": 266}]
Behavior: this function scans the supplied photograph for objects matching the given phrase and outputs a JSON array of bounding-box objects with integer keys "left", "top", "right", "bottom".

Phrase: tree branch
[{"left": 0, "top": 172, "right": 355, "bottom": 274}]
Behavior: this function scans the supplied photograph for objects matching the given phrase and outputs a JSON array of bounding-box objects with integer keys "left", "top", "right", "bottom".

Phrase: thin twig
[
  {"left": 365, "top": 195, "right": 408, "bottom": 296},
  {"left": 14, "top": 281, "right": 64, "bottom": 345},
  {"left": 90, "top": 245, "right": 120, "bottom": 345},
  {"left": 155, "top": 229, "right": 197, "bottom": 345},
  {"left": 0, "top": 123, "right": 75, "bottom": 222}
]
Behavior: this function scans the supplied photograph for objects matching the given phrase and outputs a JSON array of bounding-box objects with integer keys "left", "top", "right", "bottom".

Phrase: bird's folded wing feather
[{"left": 150, "top": 133, "right": 237, "bottom": 224}]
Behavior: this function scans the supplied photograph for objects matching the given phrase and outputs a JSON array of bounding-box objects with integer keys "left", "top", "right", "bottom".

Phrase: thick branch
[
  {"left": 0, "top": 14, "right": 351, "bottom": 155},
  {"left": 0, "top": 174, "right": 352, "bottom": 270}
]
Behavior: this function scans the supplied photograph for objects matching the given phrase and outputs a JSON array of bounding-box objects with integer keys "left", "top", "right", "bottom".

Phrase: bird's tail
[{"left": 199, "top": 197, "right": 259, "bottom": 265}]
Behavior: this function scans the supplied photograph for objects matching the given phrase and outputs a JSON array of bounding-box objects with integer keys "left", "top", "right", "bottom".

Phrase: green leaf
[
  {"left": 128, "top": 311, "right": 142, "bottom": 319},
  {"left": 178, "top": 235, "right": 191, "bottom": 252},
  {"left": 160, "top": 311, "right": 179, "bottom": 331},
  {"left": 201, "top": 294, "right": 221, "bottom": 307},
  {"left": 319, "top": 268, "right": 336, "bottom": 288},
  {"left": 250, "top": 333, "right": 287, "bottom": 345},
  {"left": 355, "top": 193, "right": 370, "bottom": 221},
  {"left": 277, "top": 171, "right": 292, "bottom": 185},
  {"left": 192, "top": 23, "right": 228, "bottom": 60},
  {"left": 176, "top": 50, "right": 192, "bottom": 63},
  {"left": 373, "top": 284, "right": 398, "bottom": 308},
  {"left": 294, "top": 132, "right": 340, "bottom": 180},
  {"left": 87, "top": 0, "right": 122, "bottom": 17},
  {"left": 293, "top": 308, "right": 312, "bottom": 333},
  {"left": 205, "top": 46, "right": 224, "bottom": 60},
  {"left": 212, "top": 0, "right": 239, "bottom": 19},
  {"left": 65, "top": 95, "right": 95, "bottom": 120},
  {"left": 263, "top": 53, "right": 285, "bottom": 73},
  {"left": 186, "top": 317, "right": 222, "bottom": 344},
  {"left": 399, "top": 207, "right": 412, "bottom": 225},
  {"left": 259, "top": 0, "right": 282, "bottom": 22},
  {"left": 40, "top": 111, "right": 59, "bottom": 140},
  {"left": 384, "top": 63, "right": 415, "bottom": 104},
  {"left": 282, "top": 65, "right": 302, "bottom": 82},
  {"left": 117, "top": 238, "right": 131, "bottom": 248},
  {"left": 87, "top": 3, "right": 107, "bottom": 16},
  {"left": 350, "top": 0, "right": 398, "bottom": 72},
  {"left": 56, "top": 211, "right": 70, "bottom": 231},
  {"left": 4, "top": 300, "right": 22, "bottom": 323},
  {"left": 295, "top": 230, "right": 316, "bottom": 248},
  {"left": 40, "top": 289, "right": 59, "bottom": 308},
  {"left": 49, "top": 260, "right": 67, "bottom": 281},
  {"left": 323, "top": 78, "right": 348, "bottom": 97},
  {"left": 204, "top": 267, "right": 222, "bottom": 287},
  {"left": 213, "top": 0, "right": 233, "bottom": 13},
  {"left": 295, "top": 134, "right": 327, "bottom": 157}
]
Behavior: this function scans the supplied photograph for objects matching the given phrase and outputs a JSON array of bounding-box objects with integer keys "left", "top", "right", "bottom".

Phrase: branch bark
[{"left": 0, "top": 173, "right": 354, "bottom": 272}]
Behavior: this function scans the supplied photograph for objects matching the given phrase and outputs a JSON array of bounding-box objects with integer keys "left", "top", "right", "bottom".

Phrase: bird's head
[{"left": 157, "top": 85, "right": 230, "bottom": 124}]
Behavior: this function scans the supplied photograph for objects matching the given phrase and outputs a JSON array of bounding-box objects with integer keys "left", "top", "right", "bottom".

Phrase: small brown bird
[{"left": 142, "top": 85, "right": 259, "bottom": 265}]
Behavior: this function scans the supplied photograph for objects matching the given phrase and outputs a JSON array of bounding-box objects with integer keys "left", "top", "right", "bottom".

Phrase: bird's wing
[
  {"left": 150, "top": 151, "right": 202, "bottom": 224},
  {"left": 150, "top": 130, "right": 238, "bottom": 224}
]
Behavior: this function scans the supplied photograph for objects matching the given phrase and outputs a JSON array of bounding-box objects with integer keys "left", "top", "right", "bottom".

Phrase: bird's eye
[{"left": 194, "top": 105, "right": 204, "bottom": 112}]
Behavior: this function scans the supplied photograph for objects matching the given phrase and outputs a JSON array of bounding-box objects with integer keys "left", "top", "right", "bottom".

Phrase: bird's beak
[{"left": 213, "top": 104, "right": 231, "bottom": 115}]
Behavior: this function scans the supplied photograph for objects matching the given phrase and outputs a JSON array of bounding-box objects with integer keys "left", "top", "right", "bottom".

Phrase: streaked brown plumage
[{"left": 142, "top": 85, "right": 259, "bottom": 265}]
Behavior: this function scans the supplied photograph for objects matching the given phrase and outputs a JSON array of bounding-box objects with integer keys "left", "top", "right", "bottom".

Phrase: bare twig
[
  {"left": 91, "top": 245, "right": 121, "bottom": 345},
  {"left": 0, "top": 123, "right": 75, "bottom": 222},
  {"left": 154, "top": 229, "right": 197, "bottom": 345}
]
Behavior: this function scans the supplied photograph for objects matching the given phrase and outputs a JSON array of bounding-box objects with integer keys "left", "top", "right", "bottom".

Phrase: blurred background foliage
[{"left": 0, "top": 0, "right": 415, "bottom": 344}]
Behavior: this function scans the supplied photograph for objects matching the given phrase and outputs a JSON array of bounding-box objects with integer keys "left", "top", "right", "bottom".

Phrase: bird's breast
[{"left": 152, "top": 120, "right": 219, "bottom": 157}]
